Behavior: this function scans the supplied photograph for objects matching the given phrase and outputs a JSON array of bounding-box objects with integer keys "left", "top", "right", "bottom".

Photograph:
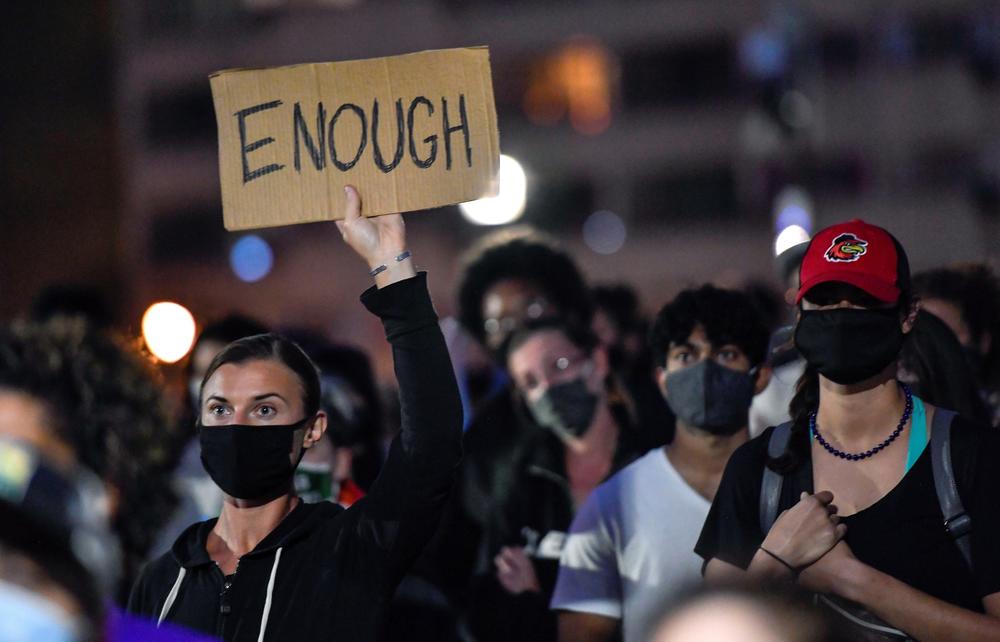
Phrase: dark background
[{"left": 3, "top": 0, "right": 999, "bottom": 379}]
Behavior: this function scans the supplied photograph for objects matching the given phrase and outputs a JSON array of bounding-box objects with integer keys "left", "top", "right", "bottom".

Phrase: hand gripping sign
[{"left": 210, "top": 47, "right": 500, "bottom": 231}]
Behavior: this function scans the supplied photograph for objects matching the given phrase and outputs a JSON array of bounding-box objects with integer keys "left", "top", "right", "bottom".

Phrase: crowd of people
[{"left": 1, "top": 187, "right": 999, "bottom": 642}]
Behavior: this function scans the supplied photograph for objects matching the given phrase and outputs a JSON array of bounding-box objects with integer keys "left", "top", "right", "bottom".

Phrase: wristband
[
  {"left": 758, "top": 546, "right": 798, "bottom": 576},
  {"left": 369, "top": 250, "right": 412, "bottom": 277}
]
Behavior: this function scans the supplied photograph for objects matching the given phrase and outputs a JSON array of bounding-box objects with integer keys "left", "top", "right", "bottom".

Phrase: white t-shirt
[{"left": 550, "top": 448, "right": 711, "bottom": 642}]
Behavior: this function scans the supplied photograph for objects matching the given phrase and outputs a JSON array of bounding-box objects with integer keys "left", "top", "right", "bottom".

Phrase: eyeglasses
[
  {"left": 516, "top": 352, "right": 591, "bottom": 393},
  {"left": 483, "top": 296, "right": 554, "bottom": 337}
]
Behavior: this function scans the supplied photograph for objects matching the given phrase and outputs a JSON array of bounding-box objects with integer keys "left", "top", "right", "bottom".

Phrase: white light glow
[
  {"left": 773, "top": 186, "right": 813, "bottom": 234},
  {"left": 774, "top": 224, "right": 811, "bottom": 257},
  {"left": 459, "top": 155, "right": 527, "bottom": 225},
  {"left": 142, "top": 302, "right": 197, "bottom": 364}
]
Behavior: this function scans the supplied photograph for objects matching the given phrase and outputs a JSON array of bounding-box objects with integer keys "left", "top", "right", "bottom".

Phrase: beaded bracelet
[{"left": 369, "top": 250, "right": 412, "bottom": 277}]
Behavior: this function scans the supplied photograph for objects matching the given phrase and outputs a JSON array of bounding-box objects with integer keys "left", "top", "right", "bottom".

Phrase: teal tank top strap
[{"left": 906, "top": 396, "right": 928, "bottom": 474}]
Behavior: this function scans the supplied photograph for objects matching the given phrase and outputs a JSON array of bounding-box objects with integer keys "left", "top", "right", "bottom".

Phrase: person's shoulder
[
  {"left": 129, "top": 549, "right": 184, "bottom": 612},
  {"left": 726, "top": 427, "right": 775, "bottom": 472},
  {"left": 568, "top": 453, "right": 656, "bottom": 530},
  {"left": 592, "top": 448, "right": 662, "bottom": 500},
  {"left": 612, "top": 447, "right": 663, "bottom": 480},
  {"left": 707, "top": 428, "right": 778, "bottom": 498},
  {"left": 141, "top": 549, "right": 183, "bottom": 579}
]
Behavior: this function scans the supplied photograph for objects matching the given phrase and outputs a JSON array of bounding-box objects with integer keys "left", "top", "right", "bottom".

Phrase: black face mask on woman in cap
[
  {"left": 199, "top": 417, "right": 312, "bottom": 499},
  {"left": 794, "top": 307, "right": 904, "bottom": 385}
]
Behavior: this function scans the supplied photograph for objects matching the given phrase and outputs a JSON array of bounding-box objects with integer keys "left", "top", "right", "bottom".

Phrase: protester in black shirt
[
  {"left": 697, "top": 219, "right": 1000, "bottom": 641},
  {"left": 465, "top": 318, "right": 645, "bottom": 642},
  {"left": 414, "top": 230, "right": 596, "bottom": 605},
  {"left": 128, "top": 187, "right": 463, "bottom": 641}
]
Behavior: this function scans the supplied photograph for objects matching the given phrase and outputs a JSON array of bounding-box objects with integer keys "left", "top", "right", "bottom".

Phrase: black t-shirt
[{"left": 695, "top": 415, "right": 1000, "bottom": 612}]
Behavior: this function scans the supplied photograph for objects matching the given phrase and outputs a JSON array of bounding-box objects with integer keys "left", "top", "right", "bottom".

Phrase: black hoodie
[{"left": 127, "top": 274, "right": 463, "bottom": 641}]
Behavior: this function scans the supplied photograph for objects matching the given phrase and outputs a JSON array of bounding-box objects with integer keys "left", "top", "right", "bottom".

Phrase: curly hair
[
  {"left": 456, "top": 227, "right": 592, "bottom": 346},
  {"left": 0, "top": 319, "right": 177, "bottom": 601},
  {"left": 649, "top": 284, "right": 771, "bottom": 369}
]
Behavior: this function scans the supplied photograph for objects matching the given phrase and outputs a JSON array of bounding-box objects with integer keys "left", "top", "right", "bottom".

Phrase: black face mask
[
  {"left": 199, "top": 417, "right": 311, "bottom": 500},
  {"left": 794, "top": 308, "right": 904, "bottom": 385},
  {"left": 526, "top": 377, "right": 600, "bottom": 439},
  {"left": 664, "top": 360, "right": 755, "bottom": 435}
]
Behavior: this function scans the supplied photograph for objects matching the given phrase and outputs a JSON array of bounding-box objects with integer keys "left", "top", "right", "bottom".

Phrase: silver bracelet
[{"left": 369, "top": 250, "right": 412, "bottom": 277}]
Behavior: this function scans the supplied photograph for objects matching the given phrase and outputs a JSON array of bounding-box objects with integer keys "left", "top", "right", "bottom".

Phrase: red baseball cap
[{"left": 796, "top": 219, "right": 909, "bottom": 304}]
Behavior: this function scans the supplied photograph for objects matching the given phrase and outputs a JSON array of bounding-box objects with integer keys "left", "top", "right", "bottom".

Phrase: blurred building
[{"left": 10, "top": 1, "right": 1000, "bottom": 373}]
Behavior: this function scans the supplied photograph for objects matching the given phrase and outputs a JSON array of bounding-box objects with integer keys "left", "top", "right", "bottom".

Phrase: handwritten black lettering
[
  {"left": 293, "top": 101, "right": 326, "bottom": 172},
  {"left": 236, "top": 100, "right": 285, "bottom": 183},
  {"left": 328, "top": 103, "right": 367, "bottom": 171},
  {"left": 441, "top": 94, "right": 472, "bottom": 170},
  {"left": 407, "top": 96, "right": 437, "bottom": 169},
  {"left": 371, "top": 99, "right": 405, "bottom": 173}
]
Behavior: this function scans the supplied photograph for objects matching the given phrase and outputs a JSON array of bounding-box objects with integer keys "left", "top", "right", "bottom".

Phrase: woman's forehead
[
  {"left": 203, "top": 359, "right": 303, "bottom": 398},
  {"left": 509, "top": 329, "right": 577, "bottom": 364}
]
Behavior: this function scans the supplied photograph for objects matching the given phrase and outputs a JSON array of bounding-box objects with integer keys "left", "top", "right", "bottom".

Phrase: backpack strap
[
  {"left": 929, "top": 408, "right": 973, "bottom": 569},
  {"left": 760, "top": 422, "right": 793, "bottom": 535}
]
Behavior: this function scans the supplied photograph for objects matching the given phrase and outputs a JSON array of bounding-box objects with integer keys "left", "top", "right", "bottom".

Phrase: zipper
[{"left": 215, "top": 558, "right": 241, "bottom": 637}]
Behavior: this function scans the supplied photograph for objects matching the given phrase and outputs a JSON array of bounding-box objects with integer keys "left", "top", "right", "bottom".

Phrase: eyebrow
[
  {"left": 205, "top": 393, "right": 289, "bottom": 403},
  {"left": 254, "top": 393, "right": 288, "bottom": 403}
]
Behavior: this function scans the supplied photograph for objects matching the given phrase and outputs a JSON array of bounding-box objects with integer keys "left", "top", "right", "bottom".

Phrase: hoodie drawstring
[
  {"left": 158, "top": 567, "right": 187, "bottom": 627},
  {"left": 257, "top": 547, "right": 283, "bottom": 642}
]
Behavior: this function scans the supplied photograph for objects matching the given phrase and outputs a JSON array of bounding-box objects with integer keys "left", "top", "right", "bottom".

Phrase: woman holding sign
[{"left": 127, "top": 186, "right": 463, "bottom": 642}]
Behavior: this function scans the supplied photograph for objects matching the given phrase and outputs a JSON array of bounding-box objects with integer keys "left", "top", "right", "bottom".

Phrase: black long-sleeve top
[{"left": 127, "top": 273, "right": 463, "bottom": 641}]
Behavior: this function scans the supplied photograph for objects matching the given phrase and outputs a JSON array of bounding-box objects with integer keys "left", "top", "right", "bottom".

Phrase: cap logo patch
[{"left": 824, "top": 233, "right": 868, "bottom": 263}]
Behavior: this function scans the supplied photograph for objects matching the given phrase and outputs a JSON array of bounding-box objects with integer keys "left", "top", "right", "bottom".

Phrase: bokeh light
[
  {"left": 773, "top": 186, "right": 814, "bottom": 234},
  {"left": 523, "top": 39, "right": 614, "bottom": 135},
  {"left": 583, "top": 210, "right": 627, "bottom": 255},
  {"left": 460, "top": 155, "right": 528, "bottom": 225},
  {"left": 142, "top": 302, "right": 196, "bottom": 363},
  {"left": 739, "top": 28, "right": 788, "bottom": 80},
  {"left": 230, "top": 235, "right": 274, "bottom": 283},
  {"left": 774, "top": 224, "right": 811, "bottom": 256}
]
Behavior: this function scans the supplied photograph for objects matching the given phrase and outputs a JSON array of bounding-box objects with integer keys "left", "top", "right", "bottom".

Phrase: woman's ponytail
[{"left": 766, "top": 364, "right": 817, "bottom": 474}]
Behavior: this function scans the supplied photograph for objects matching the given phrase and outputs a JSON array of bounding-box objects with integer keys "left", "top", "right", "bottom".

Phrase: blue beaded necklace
[{"left": 809, "top": 383, "right": 913, "bottom": 462}]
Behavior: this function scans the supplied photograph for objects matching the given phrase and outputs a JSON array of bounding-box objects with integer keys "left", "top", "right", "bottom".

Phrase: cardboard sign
[{"left": 209, "top": 47, "right": 500, "bottom": 231}]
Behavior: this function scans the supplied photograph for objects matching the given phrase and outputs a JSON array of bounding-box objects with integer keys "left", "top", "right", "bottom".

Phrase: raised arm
[{"left": 337, "top": 185, "right": 464, "bottom": 580}]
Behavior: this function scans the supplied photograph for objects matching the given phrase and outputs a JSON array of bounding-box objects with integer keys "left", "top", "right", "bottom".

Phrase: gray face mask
[
  {"left": 526, "top": 377, "right": 600, "bottom": 439},
  {"left": 664, "top": 360, "right": 755, "bottom": 435}
]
